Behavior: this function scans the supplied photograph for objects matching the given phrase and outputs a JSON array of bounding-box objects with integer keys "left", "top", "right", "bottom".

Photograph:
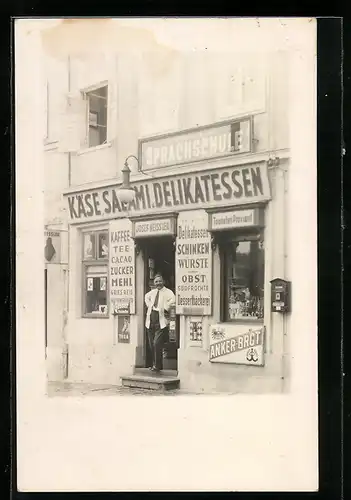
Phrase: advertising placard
[
  {"left": 209, "top": 324, "right": 265, "bottom": 365},
  {"left": 117, "top": 315, "right": 131, "bottom": 343},
  {"left": 44, "top": 230, "right": 61, "bottom": 263},
  {"left": 109, "top": 219, "right": 135, "bottom": 314},
  {"left": 176, "top": 210, "right": 212, "bottom": 316}
]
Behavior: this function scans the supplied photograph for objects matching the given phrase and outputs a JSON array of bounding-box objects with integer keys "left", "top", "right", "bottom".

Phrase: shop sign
[
  {"left": 139, "top": 118, "right": 252, "bottom": 171},
  {"left": 176, "top": 211, "right": 212, "bottom": 316},
  {"left": 209, "top": 324, "right": 265, "bottom": 366},
  {"left": 132, "top": 217, "right": 176, "bottom": 239},
  {"left": 44, "top": 230, "right": 61, "bottom": 263},
  {"left": 109, "top": 219, "right": 135, "bottom": 314},
  {"left": 209, "top": 208, "right": 263, "bottom": 231},
  {"left": 117, "top": 315, "right": 131, "bottom": 343},
  {"left": 65, "top": 163, "right": 271, "bottom": 224}
]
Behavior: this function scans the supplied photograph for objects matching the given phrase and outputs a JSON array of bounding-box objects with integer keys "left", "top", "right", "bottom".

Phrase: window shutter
[
  {"left": 107, "top": 82, "right": 117, "bottom": 143},
  {"left": 58, "top": 91, "right": 88, "bottom": 153},
  {"left": 44, "top": 81, "right": 49, "bottom": 140}
]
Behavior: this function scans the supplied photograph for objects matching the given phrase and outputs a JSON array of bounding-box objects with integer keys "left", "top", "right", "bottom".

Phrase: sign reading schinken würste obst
[
  {"left": 109, "top": 219, "right": 135, "bottom": 314},
  {"left": 65, "top": 163, "right": 271, "bottom": 223},
  {"left": 176, "top": 210, "right": 212, "bottom": 316}
]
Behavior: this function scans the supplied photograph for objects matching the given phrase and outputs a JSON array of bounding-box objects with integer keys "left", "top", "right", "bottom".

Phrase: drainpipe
[
  {"left": 281, "top": 164, "right": 289, "bottom": 392},
  {"left": 62, "top": 55, "right": 72, "bottom": 379},
  {"left": 62, "top": 271, "right": 69, "bottom": 380},
  {"left": 67, "top": 55, "right": 72, "bottom": 187}
]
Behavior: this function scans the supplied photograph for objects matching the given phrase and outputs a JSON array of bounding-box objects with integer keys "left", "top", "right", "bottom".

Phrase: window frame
[
  {"left": 82, "top": 83, "right": 109, "bottom": 149},
  {"left": 81, "top": 229, "right": 109, "bottom": 319},
  {"left": 219, "top": 229, "right": 265, "bottom": 324}
]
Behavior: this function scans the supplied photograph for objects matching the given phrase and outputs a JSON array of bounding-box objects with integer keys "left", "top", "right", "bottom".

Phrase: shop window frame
[
  {"left": 81, "top": 229, "right": 109, "bottom": 319},
  {"left": 219, "top": 229, "right": 265, "bottom": 324},
  {"left": 82, "top": 82, "right": 109, "bottom": 150}
]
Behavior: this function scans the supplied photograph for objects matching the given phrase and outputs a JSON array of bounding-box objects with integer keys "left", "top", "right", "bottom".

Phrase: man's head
[{"left": 154, "top": 274, "right": 164, "bottom": 289}]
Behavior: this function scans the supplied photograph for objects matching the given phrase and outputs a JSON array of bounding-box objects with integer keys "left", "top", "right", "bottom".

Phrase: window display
[
  {"left": 85, "top": 269, "right": 108, "bottom": 314},
  {"left": 222, "top": 236, "right": 264, "bottom": 321},
  {"left": 82, "top": 230, "right": 109, "bottom": 317}
]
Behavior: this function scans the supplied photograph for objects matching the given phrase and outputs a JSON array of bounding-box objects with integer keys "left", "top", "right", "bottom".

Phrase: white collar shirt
[{"left": 144, "top": 286, "right": 175, "bottom": 329}]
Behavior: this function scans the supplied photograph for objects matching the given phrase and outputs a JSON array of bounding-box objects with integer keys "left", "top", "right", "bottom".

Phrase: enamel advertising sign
[
  {"left": 209, "top": 324, "right": 265, "bottom": 366},
  {"left": 44, "top": 230, "right": 61, "bottom": 263}
]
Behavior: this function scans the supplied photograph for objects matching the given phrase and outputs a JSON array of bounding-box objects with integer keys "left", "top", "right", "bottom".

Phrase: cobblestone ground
[{"left": 47, "top": 381, "right": 202, "bottom": 397}]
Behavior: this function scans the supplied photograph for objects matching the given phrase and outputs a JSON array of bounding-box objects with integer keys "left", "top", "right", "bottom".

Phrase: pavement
[{"left": 47, "top": 381, "right": 199, "bottom": 397}]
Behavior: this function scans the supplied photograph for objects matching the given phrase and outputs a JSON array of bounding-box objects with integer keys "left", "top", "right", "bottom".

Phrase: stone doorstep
[
  {"left": 121, "top": 375, "right": 180, "bottom": 391},
  {"left": 134, "top": 367, "right": 178, "bottom": 377}
]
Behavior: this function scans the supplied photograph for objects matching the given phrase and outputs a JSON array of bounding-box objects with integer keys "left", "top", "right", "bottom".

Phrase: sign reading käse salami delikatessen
[{"left": 65, "top": 164, "right": 271, "bottom": 223}]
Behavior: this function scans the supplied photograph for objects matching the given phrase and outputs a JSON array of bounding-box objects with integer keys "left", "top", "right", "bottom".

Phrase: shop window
[
  {"left": 220, "top": 233, "right": 264, "bottom": 322},
  {"left": 82, "top": 230, "right": 109, "bottom": 317},
  {"left": 84, "top": 85, "right": 108, "bottom": 148}
]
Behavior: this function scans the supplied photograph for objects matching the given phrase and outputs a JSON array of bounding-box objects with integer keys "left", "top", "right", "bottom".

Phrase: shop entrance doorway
[{"left": 143, "top": 236, "right": 178, "bottom": 371}]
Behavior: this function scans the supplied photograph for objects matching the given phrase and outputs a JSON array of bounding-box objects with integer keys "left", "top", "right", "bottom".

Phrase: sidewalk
[{"left": 47, "top": 381, "right": 197, "bottom": 397}]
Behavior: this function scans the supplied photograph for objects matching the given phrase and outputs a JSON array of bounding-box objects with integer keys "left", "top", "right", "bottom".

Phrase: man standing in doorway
[{"left": 145, "top": 273, "right": 175, "bottom": 372}]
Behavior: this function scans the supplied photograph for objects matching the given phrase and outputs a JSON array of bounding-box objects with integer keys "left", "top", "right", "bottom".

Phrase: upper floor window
[
  {"left": 220, "top": 232, "right": 264, "bottom": 322},
  {"left": 84, "top": 85, "right": 108, "bottom": 148}
]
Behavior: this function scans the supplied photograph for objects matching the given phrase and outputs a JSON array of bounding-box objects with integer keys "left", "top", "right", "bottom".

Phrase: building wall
[
  {"left": 64, "top": 50, "right": 289, "bottom": 188},
  {"left": 177, "top": 162, "right": 290, "bottom": 394},
  {"left": 44, "top": 48, "right": 291, "bottom": 391},
  {"left": 43, "top": 54, "right": 70, "bottom": 381}
]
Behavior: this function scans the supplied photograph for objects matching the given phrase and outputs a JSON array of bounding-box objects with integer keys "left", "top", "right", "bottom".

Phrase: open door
[{"left": 143, "top": 236, "right": 178, "bottom": 371}]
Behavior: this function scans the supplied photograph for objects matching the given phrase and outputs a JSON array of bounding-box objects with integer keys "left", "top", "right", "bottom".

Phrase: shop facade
[{"left": 64, "top": 116, "right": 290, "bottom": 394}]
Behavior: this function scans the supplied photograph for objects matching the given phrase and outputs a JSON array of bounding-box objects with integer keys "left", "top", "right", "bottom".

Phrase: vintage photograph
[
  {"left": 16, "top": 17, "right": 319, "bottom": 492},
  {"left": 41, "top": 19, "right": 296, "bottom": 396}
]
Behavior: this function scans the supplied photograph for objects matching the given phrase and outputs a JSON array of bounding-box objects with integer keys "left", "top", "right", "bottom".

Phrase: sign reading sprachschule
[
  {"left": 65, "top": 163, "right": 271, "bottom": 223},
  {"left": 140, "top": 119, "right": 252, "bottom": 170}
]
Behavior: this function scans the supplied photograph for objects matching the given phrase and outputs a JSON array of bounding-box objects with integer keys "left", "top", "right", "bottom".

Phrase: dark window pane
[
  {"left": 83, "top": 233, "right": 96, "bottom": 260},
  {"left": 98, "top": 232, "right": 109, "bottom": 259},
  {"left": 85, "top": 274, "right": 108, "bottom": 314},
  {"left": 88, "top": 85, "right": 108, "bottom": 147}
]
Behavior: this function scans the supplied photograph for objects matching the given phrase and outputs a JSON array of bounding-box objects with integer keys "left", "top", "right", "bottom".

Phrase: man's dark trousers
[{"left": 147, "top": 310, "right": 168, "bottom": 370}]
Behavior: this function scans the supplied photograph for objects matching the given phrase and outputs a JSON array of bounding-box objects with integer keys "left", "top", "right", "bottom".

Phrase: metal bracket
[
  {"left": 211, "top": 235, "right": 218, "bottom": 251},
  {"left": 134, "top": 242, "right": 141, "bottom": 256}
]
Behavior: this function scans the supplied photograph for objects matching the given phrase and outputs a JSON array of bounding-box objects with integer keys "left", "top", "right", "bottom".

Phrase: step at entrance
[{"left": 121, "top": 372, "right": 180, "bottom": 391}]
